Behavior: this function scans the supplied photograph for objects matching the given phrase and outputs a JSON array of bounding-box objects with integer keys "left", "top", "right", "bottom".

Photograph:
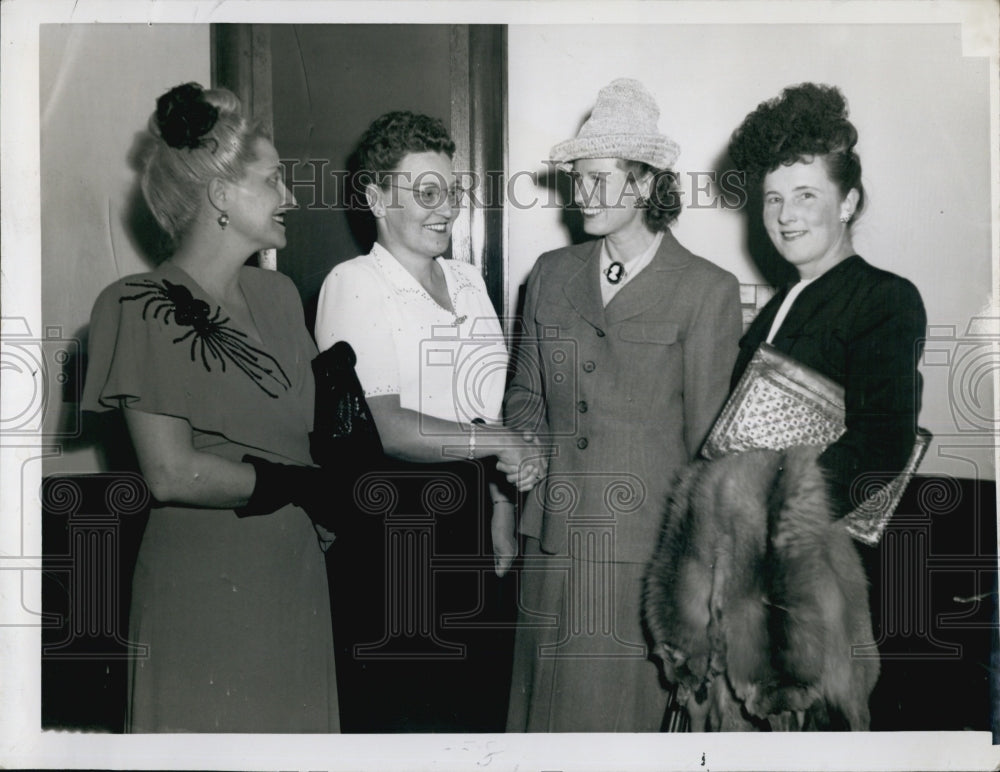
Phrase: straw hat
[{"left": 550, "top": 78, "right": 680, "bottom": 171}]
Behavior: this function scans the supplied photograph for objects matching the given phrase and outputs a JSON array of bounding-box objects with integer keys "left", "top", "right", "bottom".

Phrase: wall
[
  {"left": 33, "top": 22, "right": 998, "bottom": 483},
  {"left": 39, "top": 24, "right": 211, "bottom": 476},
  {"left": 507, "top": 23, "right": 996, "bottom": 480}
]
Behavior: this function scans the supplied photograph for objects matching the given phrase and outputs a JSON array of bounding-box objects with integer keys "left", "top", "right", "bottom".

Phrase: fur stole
[{"left": 644, "top": 446, "right": 879, "bottom": 730}]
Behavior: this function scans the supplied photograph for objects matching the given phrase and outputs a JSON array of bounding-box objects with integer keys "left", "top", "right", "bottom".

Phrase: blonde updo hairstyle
[{"left": 141, "top": 82, "right": 270, "bottom": 242}]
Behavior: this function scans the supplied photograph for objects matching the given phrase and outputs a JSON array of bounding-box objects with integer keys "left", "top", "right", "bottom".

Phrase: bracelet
[{"left": 468, "top": 418, "right": 485, "bottom": 460}]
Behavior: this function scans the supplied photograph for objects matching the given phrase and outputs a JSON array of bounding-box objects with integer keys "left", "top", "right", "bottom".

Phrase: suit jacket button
[
  {"left": 595, "top": 328, "right": 605, "bottom": 337},
  {"left": 577, "top": 400, "right": 588, "bottom": 413},
  {"left": 577, "top": 437, "right": 589, "bottom": 450},
  {"left": 583, "top": 361, "right": 596, "bottom": 372}
]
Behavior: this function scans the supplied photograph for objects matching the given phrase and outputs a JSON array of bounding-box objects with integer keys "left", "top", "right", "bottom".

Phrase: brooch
[{"left": 605, "top": 261, "right": 625, "bottom": 284}]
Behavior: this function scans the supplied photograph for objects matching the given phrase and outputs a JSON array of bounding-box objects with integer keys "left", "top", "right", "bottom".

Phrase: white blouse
[
  {"left": 314, "top": 242, "right": 507, "bottom": 424},
  {"left": 765, "top": 277, "right": 815, "bottom": 344}
]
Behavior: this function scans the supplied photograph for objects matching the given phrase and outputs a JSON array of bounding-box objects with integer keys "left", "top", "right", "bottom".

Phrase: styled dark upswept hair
[
  {"left": 356, "top": 111, "right": 456, "bottom": 185},
  {"left": 727, "top": 83, "right": 865, "bottom": 223},
  {"left": 616, "top": 159, "right": 683, "bottom": 232}
]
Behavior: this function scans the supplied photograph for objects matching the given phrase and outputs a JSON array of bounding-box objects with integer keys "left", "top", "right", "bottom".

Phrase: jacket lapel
[
  {"left": 562, "top": 240, "right": 608, "bottom": 330},
  {"left": 604, "top": 230, "right": 692, "bottom": 325},
  {"left": 770, "top": 256, "right": 858, "bottom": 344}
]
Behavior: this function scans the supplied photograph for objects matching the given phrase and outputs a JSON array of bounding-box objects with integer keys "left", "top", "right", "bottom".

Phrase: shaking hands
[{"left": 494, "top": 430, "right": 547, "bottom": 492}]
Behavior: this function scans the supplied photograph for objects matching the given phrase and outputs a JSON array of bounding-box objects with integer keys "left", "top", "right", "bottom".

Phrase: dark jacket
[{"left": 732, "top": 255, "right": 926, "bottom": 516}]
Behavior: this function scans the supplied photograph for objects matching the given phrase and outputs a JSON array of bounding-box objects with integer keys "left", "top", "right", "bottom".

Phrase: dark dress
[
  {"left": 329, "top": 456, "right": 516, "bottom": 733},
  {"left": 732, "top": 255, "right": 927, "bottom": 517},
  {"left": 82, "top": 262, "right": 338, "bottom": 732}
]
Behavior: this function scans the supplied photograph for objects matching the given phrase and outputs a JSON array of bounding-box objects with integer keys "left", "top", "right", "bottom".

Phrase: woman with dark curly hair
[
  {"left": 728, "top": 82, "right": 926, "bottom": 520},
  {"left": 502, "top": 78, "right": 742, "bottom": 732},
  {"left": 82, "top": 83, "right": 354, "bottom": 732},
  {"left": 314, "top": 111, "right": 540, "bottom": 732}
]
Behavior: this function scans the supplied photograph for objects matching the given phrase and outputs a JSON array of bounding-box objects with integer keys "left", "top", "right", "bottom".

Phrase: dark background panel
[
  {"left": 41, "top": 472, "right": 998, "bottom": 733},
  {"left": 269, "top": 24, "right": 454, "bottom": 330}
]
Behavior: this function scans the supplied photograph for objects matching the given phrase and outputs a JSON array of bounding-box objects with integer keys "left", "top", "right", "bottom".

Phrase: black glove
[{"left": 235, "top": 454, "right": 345, "bottom": 532}]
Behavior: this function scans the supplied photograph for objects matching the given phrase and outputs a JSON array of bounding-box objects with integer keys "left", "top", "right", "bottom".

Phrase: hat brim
[{"left": 550, "top": 134, "right": 680, "bottom": 172}]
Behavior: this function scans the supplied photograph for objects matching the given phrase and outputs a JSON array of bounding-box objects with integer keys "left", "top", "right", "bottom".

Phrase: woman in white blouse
[{"left": 314, "top": 111, "right": 541, "bottom": 732}]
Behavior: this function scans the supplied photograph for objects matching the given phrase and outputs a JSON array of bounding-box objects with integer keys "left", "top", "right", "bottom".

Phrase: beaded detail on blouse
[{"left": 369, "top": 243, "right": 477, "bottom": 327}]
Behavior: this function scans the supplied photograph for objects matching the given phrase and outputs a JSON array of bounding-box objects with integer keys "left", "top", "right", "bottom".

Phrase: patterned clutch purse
[{"left": 702, "top": 343, "right": 930, "bottom": 546}]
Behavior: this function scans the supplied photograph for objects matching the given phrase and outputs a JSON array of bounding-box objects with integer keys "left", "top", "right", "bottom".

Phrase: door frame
[
  {"left": 211, "top": 23, "right": 509, "bottom": 323},
  {"left": 449, "top": 25, "right": 508, "bottom": 323}
]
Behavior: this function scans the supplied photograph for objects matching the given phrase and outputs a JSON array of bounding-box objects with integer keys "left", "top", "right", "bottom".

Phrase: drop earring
[{"left": 218, "top": 212, "right": 230, "bottom": 230}]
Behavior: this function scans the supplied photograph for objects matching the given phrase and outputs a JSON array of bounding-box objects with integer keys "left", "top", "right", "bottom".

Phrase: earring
[
  {"left": 218, "top": 212, "right": 230, "bottom": 230},
  {"left": 839, "top": 213, "right": 851, "bottom": 223},
  {"left": 634, "top": 195, "right": 647, "bottom": 209}
]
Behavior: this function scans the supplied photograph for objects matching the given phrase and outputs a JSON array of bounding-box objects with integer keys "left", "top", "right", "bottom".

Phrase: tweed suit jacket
[{"left": 505, "top": 230, "right": 742, "bottom": 563}]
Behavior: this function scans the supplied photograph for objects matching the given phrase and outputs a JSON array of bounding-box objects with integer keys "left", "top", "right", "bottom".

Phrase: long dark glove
[
  {"left": 235, "top": 454, "right": 347, "bottom": 532},
  {"left": 235, "top": 342, "right": 385, "bottom": 532}
]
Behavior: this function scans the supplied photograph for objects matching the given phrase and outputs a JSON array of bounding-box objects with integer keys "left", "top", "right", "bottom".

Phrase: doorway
[{"left": 212, "top": 23, "right": 508, "bottom": 331}]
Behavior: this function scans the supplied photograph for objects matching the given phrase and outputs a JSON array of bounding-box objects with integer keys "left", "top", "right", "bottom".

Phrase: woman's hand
[
  {"left": 495, "top": 430, "right": 547, "bottom": 492},
  {"left": 364, "top": 395, "right": 547, "bottom": 490},
  {"left": 490, "top": 499, "right": 518, "bottom": 577}
]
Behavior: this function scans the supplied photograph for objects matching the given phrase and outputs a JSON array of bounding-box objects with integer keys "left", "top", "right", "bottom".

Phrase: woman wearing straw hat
[{"left": 501, "top": 78, "right": 743, "bottom": 732}]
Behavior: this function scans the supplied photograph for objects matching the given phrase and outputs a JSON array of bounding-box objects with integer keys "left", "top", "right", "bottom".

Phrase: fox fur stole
[{"left": 643, "top": 446, "right": 879, "bottom": 731}]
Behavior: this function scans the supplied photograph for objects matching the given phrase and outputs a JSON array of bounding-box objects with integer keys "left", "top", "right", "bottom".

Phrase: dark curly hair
[
  {"left": 617, "top": 160, "right": 683, "bottom": 231},
  {"left": 356, "top": 111, "right": 456, "bottom": 187},
  {"left": 728, "top": 83, "right": 865, "bottom": 223}
]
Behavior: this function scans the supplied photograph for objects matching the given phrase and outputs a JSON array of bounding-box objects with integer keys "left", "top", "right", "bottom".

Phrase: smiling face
[
  {"left": 373, "top": 150, "right": 457, "bottom": 262},
  {"left": 570, "top": 157, "right": 651, "bottom": 240},
  {"left": 226, "top": 137, "right": 296, "bottom": 252},
  {"left": 762, "top": 158, "right": 859, "bottom": 279}
]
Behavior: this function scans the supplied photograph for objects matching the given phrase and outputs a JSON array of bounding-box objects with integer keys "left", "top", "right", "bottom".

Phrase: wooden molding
[
  {"left": 449, "top": 25, "right": 507, "bottom": 323},
  {"left": 211, "top": 24, "right": 273, "bottom": 135}
]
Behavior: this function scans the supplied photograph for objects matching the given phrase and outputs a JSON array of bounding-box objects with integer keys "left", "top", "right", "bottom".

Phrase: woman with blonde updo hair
[
  {"left": 83, "top": 82, "right": 357, "bottom": 732},
  {"left": 139, "top": 85, "right": 269, "bottom": 242}
]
